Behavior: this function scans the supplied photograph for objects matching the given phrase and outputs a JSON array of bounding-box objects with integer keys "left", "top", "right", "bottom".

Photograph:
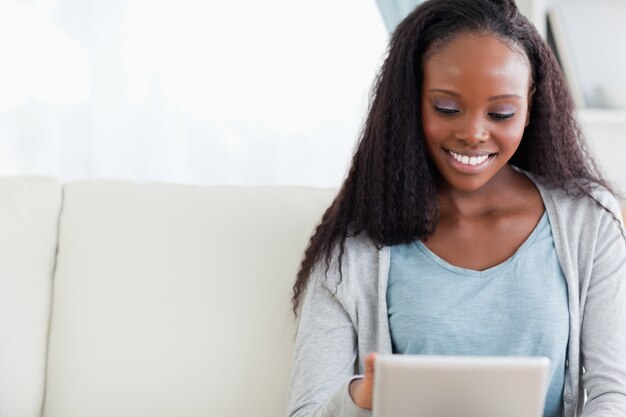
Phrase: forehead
[{"left": 423, "top": 35, "right": 531, "bottom": 92}]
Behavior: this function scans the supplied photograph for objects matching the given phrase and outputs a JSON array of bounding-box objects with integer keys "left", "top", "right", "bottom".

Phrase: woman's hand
[{"left": 349, "top": 352, "right": 378, "bottom": 409}]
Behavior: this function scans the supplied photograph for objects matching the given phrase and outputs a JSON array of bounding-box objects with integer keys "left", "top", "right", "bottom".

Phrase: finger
[{"left": 364, "top": 352, "right": 378, "bottom": 385}]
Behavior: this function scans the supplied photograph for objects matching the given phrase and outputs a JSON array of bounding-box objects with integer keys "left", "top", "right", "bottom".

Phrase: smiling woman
[
  {"left": 421, "top": 35, "right": 533, "bottom": 193},
  {"left": 287, "top": 1, "right": 626, "bottom": 417},
  {"left": 419, "top": 34, "right": 544, "bottom": 273}
]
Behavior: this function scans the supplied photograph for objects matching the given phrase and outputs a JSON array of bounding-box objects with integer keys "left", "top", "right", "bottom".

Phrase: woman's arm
[
  {"left": 286, "top": 265, "right": 371, "bottom": 417},
  {"left": 580, "top": 197, "right": 626, "bottom": 415}
]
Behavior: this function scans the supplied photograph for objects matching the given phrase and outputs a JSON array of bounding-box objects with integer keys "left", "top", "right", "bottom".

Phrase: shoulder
[
  {"left": 525, "top": 173, "right": 624, "bottom": 245},
  {"left": 555, "top": 179, "right": 617, "bottom": 209},
  {"left": 309, "top": 231, "right": 384, "bottom": 295},
  {"left": 325, "top": 231, "right": 382, "bottom": 280},
  {"left": 525, "top": 171, "right": 621, "bottom": 218}
]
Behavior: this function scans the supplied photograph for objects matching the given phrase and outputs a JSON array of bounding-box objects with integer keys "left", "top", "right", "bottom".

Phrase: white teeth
[{"left": 449, "top": 150, "right": 490, "bottom": 166}]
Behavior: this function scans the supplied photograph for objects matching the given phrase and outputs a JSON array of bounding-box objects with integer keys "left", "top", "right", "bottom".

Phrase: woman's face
[{"left": 421, "top": 34, "right": 533, "bottom": 193}]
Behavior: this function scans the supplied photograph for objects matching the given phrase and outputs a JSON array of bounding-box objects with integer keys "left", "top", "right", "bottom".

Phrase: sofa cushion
[
  {"left": 0, "top": 177, "right": 62, "bottom": 417},
  {"left": 43, "top": 182, "right": 334, "bottom": 417}
]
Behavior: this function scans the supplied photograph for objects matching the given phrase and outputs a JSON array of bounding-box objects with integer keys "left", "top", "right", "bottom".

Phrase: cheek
[
  {"left": 421, "top": 113, "right": 449, "bottom": 147},
  {"left": 495, "top": 119, "right": 527, "bottom": 151}
]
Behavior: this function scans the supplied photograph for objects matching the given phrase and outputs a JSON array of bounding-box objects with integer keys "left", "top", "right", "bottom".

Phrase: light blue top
[{"left": 387, "top": 212, "right": 569, "bottom": 417}]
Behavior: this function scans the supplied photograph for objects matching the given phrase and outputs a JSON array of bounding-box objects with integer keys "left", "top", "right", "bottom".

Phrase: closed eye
[
  {"left": 433, "top": 106, "right": 459, "bottom": 115},
  {"left": 489, "top": 112, "right": 516, "bottom": 121}
]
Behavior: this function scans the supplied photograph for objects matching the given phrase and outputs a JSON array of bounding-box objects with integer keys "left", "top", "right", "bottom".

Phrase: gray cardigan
[{"left": 287, "top": 175, "right": 626, "bottom": 417}]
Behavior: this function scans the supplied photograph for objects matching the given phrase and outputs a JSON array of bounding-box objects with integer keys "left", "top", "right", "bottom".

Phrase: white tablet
[{"left": 373, "top": 355, "right": 550, "bottom": 417}]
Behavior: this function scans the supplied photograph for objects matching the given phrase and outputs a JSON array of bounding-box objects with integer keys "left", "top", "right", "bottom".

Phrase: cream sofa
[{"left": 0, "top": 177, "right": 335, "bottom": 417}]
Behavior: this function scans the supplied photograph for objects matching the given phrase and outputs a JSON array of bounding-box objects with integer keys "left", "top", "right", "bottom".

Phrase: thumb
[{"left": 363, "top": 352, "right": 378, "bottom": 390}]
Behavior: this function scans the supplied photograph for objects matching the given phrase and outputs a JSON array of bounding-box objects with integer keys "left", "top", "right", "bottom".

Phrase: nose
[{"left": 453, "top": 114, "right": 489, "bottom": 145}]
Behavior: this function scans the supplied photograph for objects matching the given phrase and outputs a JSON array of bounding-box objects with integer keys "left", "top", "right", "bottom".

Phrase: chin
[
  {"left": 437, "top": 166, "right": 500, "bottom": 193},
  {"left": 447, "top": 177, "right": 490, "bottom": 193}
]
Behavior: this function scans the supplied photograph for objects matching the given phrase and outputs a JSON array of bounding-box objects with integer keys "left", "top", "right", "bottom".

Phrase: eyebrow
[
  {"left": 488, "top": 94, "right": 522, "bottom": 102},
  {"left": 428, "top": 89, "right": 522, "bottom": 101}
]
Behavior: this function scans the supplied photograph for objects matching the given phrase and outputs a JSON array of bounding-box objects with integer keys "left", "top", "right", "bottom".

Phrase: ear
[{"left": 525, "top": 85, "right": 536, "bottom": 127}]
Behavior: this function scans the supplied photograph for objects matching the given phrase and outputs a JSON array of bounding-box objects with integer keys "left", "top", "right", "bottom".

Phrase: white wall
[
  {"left": 548, "top": 0, "right": 626, "bottom": 195},
  {"left": 580, "top": 111, "right": 626, "bottom": 196},
  {"left": 0, "top": 0, "right": 388, "bottom": 187},
  {"left": 548, "top": 0, "right": 626, "bottom": 107}
]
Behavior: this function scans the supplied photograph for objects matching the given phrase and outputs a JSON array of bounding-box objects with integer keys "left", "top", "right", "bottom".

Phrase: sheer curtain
[{"left": 0, "top": 0, "right": 387, "bottom": 187}]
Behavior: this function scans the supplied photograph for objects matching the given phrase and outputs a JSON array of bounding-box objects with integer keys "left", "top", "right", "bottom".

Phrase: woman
[{"left": 287, "top": 0, "right": 626, "bottom": 416}]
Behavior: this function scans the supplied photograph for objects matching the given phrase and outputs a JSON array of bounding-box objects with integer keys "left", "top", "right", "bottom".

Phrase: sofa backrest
[
  {"left": 42, "top": 181, "right": 335, "bottom": 417},
  {"left": 0, "top": 177, "right": 61, "bottom": 417}
]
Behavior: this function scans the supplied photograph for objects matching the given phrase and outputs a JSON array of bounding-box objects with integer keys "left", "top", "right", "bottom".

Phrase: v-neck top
[
  {"left": 414, "top": 212, "right": 548, "bottom": 278},
  {"left": 387, "top": 212, "right": 569, "bottom": 417}
]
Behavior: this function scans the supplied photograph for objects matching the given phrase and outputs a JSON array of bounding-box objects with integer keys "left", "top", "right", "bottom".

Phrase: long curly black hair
[{"left": 292, "top": 0, "right": 613, "bottom": 315}]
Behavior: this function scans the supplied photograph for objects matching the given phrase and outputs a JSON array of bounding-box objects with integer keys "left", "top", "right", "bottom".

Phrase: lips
[
  {"left": 447, "top": 150, "right": 495, "bottom": 166},
  {"left": 443, "top": 149, "right": 496, "bottom": 173}
]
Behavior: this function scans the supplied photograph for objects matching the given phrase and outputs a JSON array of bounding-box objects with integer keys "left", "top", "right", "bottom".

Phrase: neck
[{"left": 436, "top": 164, "right": 525, "bottom": 218}]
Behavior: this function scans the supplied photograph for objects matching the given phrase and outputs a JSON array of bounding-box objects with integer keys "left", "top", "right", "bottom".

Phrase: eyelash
[
  {"left": 489, "top": 112, "right": 516, "bottom": 121},
  {"left": 433, "top": 106, "right": 516, "bottom": 121},
  {"left": 433, "top": 106, "right": 459, "bottom": 115}
]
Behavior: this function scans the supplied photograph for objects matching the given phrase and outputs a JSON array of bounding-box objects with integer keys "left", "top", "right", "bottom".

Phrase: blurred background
[
  {"left": 1, "top": 0, "right": 625, "bottom": 190},
  {"left": 0, "top": 0, "right": 387, "bottom": 187}
]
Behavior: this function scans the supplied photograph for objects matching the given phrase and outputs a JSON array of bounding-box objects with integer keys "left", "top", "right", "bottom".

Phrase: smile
[{"left": 447, "top": 150, "right": 494, "bottom": 166}]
